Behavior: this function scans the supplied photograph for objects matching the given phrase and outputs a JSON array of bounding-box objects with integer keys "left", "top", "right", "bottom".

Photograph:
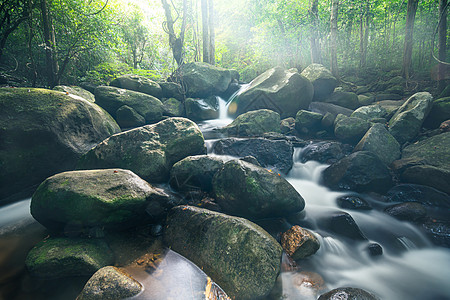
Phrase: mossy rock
[
  {"left": 323, "top": 91, "right": 360, "bottom": 110},
  {"left": 185, "top": 96, "right": 220, "bottom": 121},
  {"left": 351, "top": 104, "right": 388, "bottom": 121},
  {"left": 295, "top": 110, "right": 323, "bottom": 135},
  {"left": 301, "top": 64, "right": 337, "bottom": 101},
  {"left": 31, "top": 169, "right": 170, "bottom": 231},
  {"left": 212, "top": 159, "right": 304, "bottom": 219},
  {"left": 115, "top": 105, "right": 146, "bottom": 128},
  {"left": 163, "top": 205, "right": 282, "bottom": 300},
  {"left": 159, "top": 81, "right": 184, "bottom": 101},
  {"left": 25, "top": 237, "right": 114, "bottom": 279},
  {"left": 77, "top": 118, "right": 206, "bottom": 183},
  {"left": 53, "top": 85, "right": 95, "bottom": 102},
  {"left": 0, "top": 88, "right": 120, "bottom": 201},
  {"left": 222, "top": 109, "right": 281, "bottom": 137},
  {"left": 423, "top": 97, "right": 450, "bottom": 129},
  {"left": 334, "top": 116, "right": 370, "bottom": 144},
  {"left": 228, "top": 67, "right": 313, "bottom": 119},
  {"left": 110, "top": 74, "right": 163, "bottom": 99},
  {"left": 162, "top": 97, "right": 185, "bottom": 117}
]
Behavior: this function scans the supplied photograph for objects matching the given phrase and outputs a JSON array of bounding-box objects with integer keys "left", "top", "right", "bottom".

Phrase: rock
[
  {"left": 159, "top": 81, "right": 183, "bottom": 101},
  {"left": 179, "top": 62, "right": 232, "bottom": 98},
  {"left": 321, "top": 112, "right": 336, "bottom": 131},
  {"left": 334, "top": 116, "right": 370, "bottom": 144},
  {"left": 31, "top": 169, "right": 170, "bottom": 231},
  {"left": 162, "top": 97, "right": 185, "bottom": 117},
  {"left": 388, "top": 92, "right": 433, "bottom": 144},
  {"left": 0, "top": 88, "right": 120, "bottom": 201},
  {"left": 110, "top": 74, "right": 163, "bottom": 99},
  {"left": 79, "top": 82, "right": 98, "bottom": 94},
  {"left": 375, "top": 93, "right": 402, "bottom": 101},
  {"left": 366, "top": 243, "right": 383, "bottom": 257},
  {"left": 77, "top": 266, "right": 143, "bottom": 300},
  {"left": 212, "top": 138, "right": 294, "bottom": 174},
  {"left": 281, "top": 225, "right": 320, "bottom": 260},
  {"left": 424, "top": 97, "right": 450, "bottom": 129},
  {"left": 300, "top": 141, "right": 352, "bottom": 164},
  {"left": 309, "top": 102, "right": 354, "bottom": 119},
  {"left": 336, "top": 195, "right": 372, "bottom": 210},
  {"left": 280, "top": 117, "right": 296, "bottom": 134},
  {"left": 351, "top": 104, "right": 388, "bottom": 121},
  {"left": 227, "top": 67, "right": 313, "bottom": 118},
  {"left": 323, "top": 91, "right": 360, "bottom": 110},
  {"left": 358, "top": 94, "right": 375, "bottom": 106},
  {"left": 169, "top": 155, "right": 226, "bottom": 193},
  {"left": 441, "top": 119, "right": 450, "bottom": 132},
  {"left": 295, "top": 110, "right": 323, "bottom": 135},
  {"left": 421, "top": 219, "right": 450, "bottom": 248},
  {"left": 301, "top": 64, "right": 337, "bottom": 101},
  {"left": 77, "top": 117, "right": 206, "bottom": 183},
  {"left": 401, "top": 165, "right": 450, "bottom": 195},
  {"left": 115, "top": 105, "right": 146, "bottom": 128},
  {"left": 354, "top": 123, "right": 401, "bottom": 165},
  {"left": 163, "top": 205, "right": 282, "bottom": 300},
  {"left": 322, "top": 212, "right": 367, "bottom": 240},
  {"left": 318, "top": 287, "right": 379, "bottom": 300},
  {"left": 25, "top": 237, "right": 114, "bottom": 279},
  {"left": 185, "top": 96, "right": 219, "bottom": 121},
  {"left": 213, "top": 159, "right": 305, "bottom": 219},
  {"left": 374, "top": 100, "right": 404, "bottom": 117},
  {"left": 322, "top": 151, "right": 393, "bottom": 193},
  {"left": 385, "top": 184, "right": 450, "bottom": 209},
  {"left": 53, "top": 85, "right": 95, "bottom": 102},
  {"left": 94, "top": 86, "right": 164, "bottom": 124},
  {"left": 384, "top": 202, "right": 427, "bottom": 222},
  {"left": 222, "top": 109, "right": 280, "bottom": 137}
]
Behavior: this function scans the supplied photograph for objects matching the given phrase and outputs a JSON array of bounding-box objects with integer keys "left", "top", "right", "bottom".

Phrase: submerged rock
[
  {"left": 163, "top": 205, "right": 282, "bottom": 300},
  {"left": 25, "top": 237, "right": 114, "bottom": 279},
  {"left": 77, "top": 266, "right": 143, "bottom": 300},
  {"left": 321, "top": 212, "right": 367, "bottom": 240},
  {"left": 179, "top": 62, "right": 232, "bottom": 98},
  {"left": 385, "top": 184, "right": 450, "bottom": 209},
  {"left": 0, "top": 88, "right": 120, "bottom": 201},
  {"left": 222, "top": 109, "right": 281, "bottom": 137},
  {"left": 301, "top": 63, "right": 337, "bottom": 101},
  {"left": 281, "top": 225, "right": 320, "bottom": 260},
  {"left": 388, "top": 92, "right": 433, "bottom": 144},
  {"left": 213, "top": 159, "right": 305, "bottom": 219},
  {"left": 110, "top": 74, "right": 163, "bottom": 99},
  {"left": 31, "top": 169, "right": 170, "bottom": 231},
  {"left": 384, "top": 202, "right": 427, "bottom": 222},
  {"left": 228, "top": 67, "right": 313, "bottom": 118},
  {"left": 77, "top": 118, "right": 206, "bottom": 183},
  {"left": 336, "top": 195, "right": 372, "bottom": 210},
  {"left": 318, "top": 287, "right": 379, "bottom": 300},
  {"left": 212, "top": 137, "right": 294, "bottom": 174},
  {"left": 322, "top": 151, "right": 393, "bottom": 193}
]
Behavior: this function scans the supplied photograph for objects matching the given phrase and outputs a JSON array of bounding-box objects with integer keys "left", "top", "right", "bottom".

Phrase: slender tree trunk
[
  {"left": 309, "top": 0, "right": 321, "bottom": 63},
  {"left": 41, "top": 0, "right": 59, "bottom": 87},
  {"left": 27, "top": 0, "right": 37, "bottom": 87},
  {"left": 208, "top": 0, "right": 215, "bottom": 64},
  {"left": 438, "top": 0, "right": 448, "bottom": 92},
  {"left": 161, "top": 0, "right": 185, "bottom": 66},
  {"left": 330, "top": 0, "right": 339, "bottom": 77},
  {"left": 401, "top": 0, "right": 419, "bottom": 79},
  {"left": 201, "top": 0, "right": 210, "bottom": 64},
  {"left": 359, "top": 0, "right": 370, "bottom": 69}
]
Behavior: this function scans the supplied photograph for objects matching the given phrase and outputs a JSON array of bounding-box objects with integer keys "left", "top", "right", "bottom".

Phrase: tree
[
  {"left": 401, "top": 0, "right": 419, "bottom": 79},
  {"left": 438, "top": 0, "right": 448, "bottom": 92},
  {"left": 309, "top": 0, "right": 321, "bottom": 64},
  {"left": 201, "top": 0, "right": 215, "bottom": 64},
  {"left": 40, "top": 0, "right": 59, "bottom": 87},
  {"left": 359, "top": 0, "right": 370, "bottom": 69},
  {"left": 161, "top": 0, "right": 187, "bottom": 67},
  {"left": 330, "top": 0, "right": 339, "bottom": 77}
]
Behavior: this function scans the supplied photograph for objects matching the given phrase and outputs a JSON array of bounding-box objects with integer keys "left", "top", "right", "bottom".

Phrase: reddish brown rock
[{"left": 281, "top": 225, "right": 320, "bottom": 260}]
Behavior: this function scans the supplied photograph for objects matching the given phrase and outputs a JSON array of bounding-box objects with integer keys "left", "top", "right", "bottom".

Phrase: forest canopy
[{"left": 0, "top": 0, "right": 448, "bottom": 88}]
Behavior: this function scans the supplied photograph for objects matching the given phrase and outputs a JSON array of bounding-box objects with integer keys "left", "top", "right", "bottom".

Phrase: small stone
[
  {"left": 319, "top": 287, "right": 379, "bottom": 300},
  {"left": 281, "top": 226, "right": 320, "bottom": 260},
  {"left": 367, "top": 243, "right": 383, "bottom": 257},
  {"left": 336, "top": 195, "right": 372, "bottom": 210}
]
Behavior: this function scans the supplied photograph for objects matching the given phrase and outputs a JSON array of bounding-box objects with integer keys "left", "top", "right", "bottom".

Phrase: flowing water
[{"left": 1, "top": 89, "right": 450, "bottom": 299}]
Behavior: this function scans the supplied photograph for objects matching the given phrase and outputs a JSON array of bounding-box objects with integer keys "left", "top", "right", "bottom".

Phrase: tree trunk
[
  {"left": 438, "top": 0, "right": 448, "bottom": 92},
  {"left": 359, "top": 0, "right": 370, "bottom": 69},
  {"left": 330, "top": 0, "right": 339, "bottom": 77},
  {"left": 161, "top": 0, "right": 185, "bottom": 66},
  {"left": 208, "top": 0, "right": 215, "bottom": 64},
  {"left": 41, "top": 0, "right": 59, "bottom": 87},
  {"left": 201, "top": 0, "right": 210, "bottom": 64},
  {"left": 309, "top": 0, "right": 321, "bottom": 63},
  {"left": 401, "top": 0, "right": 419, "bottom": 79}
]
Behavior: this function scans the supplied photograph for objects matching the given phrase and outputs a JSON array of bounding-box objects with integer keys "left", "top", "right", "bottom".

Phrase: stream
[{"left": 1, "top": 95, "right": 450, "bottom": 299}]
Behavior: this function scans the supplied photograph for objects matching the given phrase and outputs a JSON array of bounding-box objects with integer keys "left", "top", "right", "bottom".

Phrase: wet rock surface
[
  {"left": 281, "top": 225, "right": 320, "bottom": 260},
  {"left": 318, "top": 287, "right": 379, "bottom": 300}
]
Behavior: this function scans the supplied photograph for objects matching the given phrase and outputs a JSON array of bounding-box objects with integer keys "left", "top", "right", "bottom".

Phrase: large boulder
[
  {"left": 227, "top": 67, "right": 313, "bottom": 118},
  {"left": 31, "top": 169, "right": 170, "bottom": 231},
  {"left": 77, "top": 266, "right": 143, "bottom": 300},
  {"left": 401, "top": 165, "right": 450, "bottom": 195},
  {"left": 94, "top": 86, "right": 164, "bottom": 125},
  {"left": 309, "top": 102, "right": 354, "bottom": 118},
  {"left": 159, "top": 81, "right": 184, "bottom": 101},
  {"left": 334, "top": 116, "right": 370, "bottom": 144},
  {"left": 169, "top": 155, "right": 226, "bottom": 193},
  {"left": 0, "top": 88, "right": 120, "bottom": 201},
  {"left": 351, "top": 104, "right": 388, "bottom": 121},
  {"left": 212, "top": 138, "right": 294, "bottom": 174},
  {"left": 423, "top": 97, "right": 450, "bottom": 129},
  {"left": 354, "top": 123, "right": 401, "bottom": 165},
  {"left": 77, "top": 118, "right": 206, "bottom": 183},
  {"left": 301, "top": 64, "right": 337, "bottom": 101},
  {"left": 322, "top": 151, "right": 393, "bottom": 193},
  {"left": 163, "top": 205, "right": 282, "bottom": 300},
  {"left": 115, "top": 105, "right": 146, "bottom": 128},
  {"left": 323, "top": 91, "right": 360, "bottom": 110},
  {"left": 385, "top": 184, "right": 450, "bottom": 209},
  {"left": 162, "top": 97, "right": 185, "bottom": 117},
  {"left": 25, "top": 237, "right": 114, "bottom": 279},
  {"left": 53, "top": 85, "right": 95, "bottom": 102},
  {"left": 388, "top": 92, "right": 433, "bottom": 144},
  {"left": 179, "top": 62, "right": 232, "bottom": 98},
  {"left": 295, "top": 110, "right": 323, "bottom": 135},
  {"left": 110, "top": 74, "right": 163, "bottom": 99},
  {"left": 185, "top": 96, "right": 219, "bottom": 121},
  {"left": 222, "top": 109, "right": 281, "bottom": 137},
  {"left": 212, "top": 159, "right": 304, "bottom": 219},
  {"left": 300, "top": 141, "right": 352, "bottom": 164}
]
